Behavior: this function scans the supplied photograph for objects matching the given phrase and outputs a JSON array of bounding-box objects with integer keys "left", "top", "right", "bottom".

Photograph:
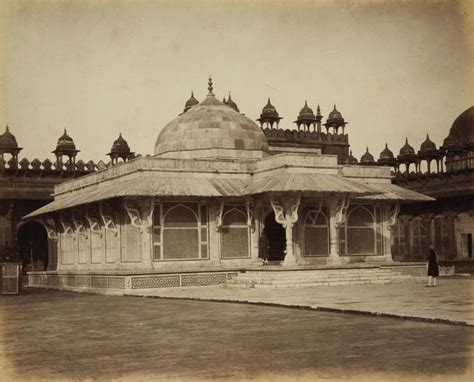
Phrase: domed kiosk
[{"left": 24, "top": 78, "right": 432, "bottom": 293}]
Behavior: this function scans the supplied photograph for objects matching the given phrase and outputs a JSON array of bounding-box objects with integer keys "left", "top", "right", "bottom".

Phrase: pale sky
[{"left": 1, "top": 0, "right": 473, "bottom": 163}]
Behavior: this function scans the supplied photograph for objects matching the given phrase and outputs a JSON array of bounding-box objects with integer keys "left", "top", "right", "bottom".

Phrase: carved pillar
[
  {"left": 328, "top": 196, "right": 349, "bottom": 265},
  {"left": 270, "top": 193, "right": 301, "bottom": 267},
  {"left": 384, "top": 203, "right": 400, "bottom": 263},
  {"left": 124, "top": 198, "right": 154, "bottom": 267}
]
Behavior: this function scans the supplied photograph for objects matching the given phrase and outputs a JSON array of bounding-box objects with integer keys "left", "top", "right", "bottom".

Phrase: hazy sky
[{"left": 1, "top": 0, "right": 473, "bottom": 162}]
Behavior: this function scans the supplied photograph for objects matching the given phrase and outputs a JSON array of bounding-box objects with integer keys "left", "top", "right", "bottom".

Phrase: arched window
[
  {"left": 411, "top": 219, "right": 428, "bottom": 259},
  {"left": 303, "top": 207, "right": 329, "bottom": 256},
  {"left": 339, "top": 205, "right": 383, "bottom": 255},
  {"left": 220, "top": 206, "right": 249, "bottom": 259},
  {"left": 154, "top": 202, "right": 209, "bottom": 260}
]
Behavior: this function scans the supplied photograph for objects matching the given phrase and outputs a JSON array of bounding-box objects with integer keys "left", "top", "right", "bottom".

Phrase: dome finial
[
  {"left": 334, "top": 104, "right": 337, "bottom": 110},
  {"left": 405, "top": 137, "right": 408, "bottom": 144},
  {"left": 304, "top": 100, "right": 308, "bottom": 106},
  {"left": 5, "top": 125, "right": 9, "bottom": 133},
  {"left": 207, "top": 75, "right": 214, "bottom": 96}
]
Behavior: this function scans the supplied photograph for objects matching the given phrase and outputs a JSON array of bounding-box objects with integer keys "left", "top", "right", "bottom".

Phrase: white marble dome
[{"left": 154, "top": 95, "right": 269, "bottom": 160}]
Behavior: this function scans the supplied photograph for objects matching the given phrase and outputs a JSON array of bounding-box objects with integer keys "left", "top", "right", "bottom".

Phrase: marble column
[{"left": 270, "top": 194, "right": 301, "bottom": 267}]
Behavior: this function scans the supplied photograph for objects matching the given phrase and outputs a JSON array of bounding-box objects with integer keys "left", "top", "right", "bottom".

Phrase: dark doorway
[
  {"left": 264, "top": 212, "right": 286, "bottom": 261},
  {"left": 17, "top": 222, "right": 48, "bottom": 272}
]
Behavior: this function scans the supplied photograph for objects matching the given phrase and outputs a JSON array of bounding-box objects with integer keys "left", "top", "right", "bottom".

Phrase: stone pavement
[
  {"left": 0, "top": 288, "right": 473, "bottom": 381},
  {"left": 127, "top": 276, "right": 474, "bottom": 326}
]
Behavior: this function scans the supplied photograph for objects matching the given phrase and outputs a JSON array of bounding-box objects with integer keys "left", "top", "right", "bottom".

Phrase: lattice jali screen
[
  {"left": 303, "top": 207, "right": 329, "bottom": 256},
  {"left": 220, "top": 205, "right": 249, "bottom": 259},
  {"left": 163, "top": 229, "right": 199, "bottom": 259},
  {"left": 154, "top": 202, "right": 209, "bottom": 260}
]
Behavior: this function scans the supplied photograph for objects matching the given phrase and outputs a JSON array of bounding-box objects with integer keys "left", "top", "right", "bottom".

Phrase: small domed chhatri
[
  {"left": 324, "top": 105, "right": 347, "bottom": 134},
  {"left": 183, "top": 91, "right": 199, "bottom": 113},
  {"left": 398, "top": 138, "right": 416, "bottom": 157},
  {"left": 360, "top": 147, "right": 376, "bottom": 165},
  {"left": 54, "top": 129, "right": 77, "bottom": 153},
  {"left": 294, "top": 101, "right": 317, "bottom": 131},
  {"left": 345, "top": 150, "right": 358, "bottom": 165},
  {"left": 155, "top": 77, "right": 268, "bottom": 160},
  {"left": 224, "top": 93, "right": 240, "bottom": 113},
  {"left": 108, "top": 133, "right": 134, "bottom": 165},
  {"left": 378, "top": 143, "right": 397, "bottom": 167},
  {"left": 420, "top": 134, "right": 437, "bottom": 152},
  {"left": 257, "top": 98, "right": 283, "bottom": 129},
  {"left": 0, "top": 125, "right": 20, "bottom": 149}
]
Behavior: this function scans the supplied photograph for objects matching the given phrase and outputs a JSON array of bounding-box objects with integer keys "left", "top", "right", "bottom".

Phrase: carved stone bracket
[
  {"left": 85, "top": 206, "right": 103, "bottom": 237},
  {"left": 99, "top": 201, "right": 119, "bottom": 236},
  {"left": 388, "top": 203, "right": 401, "bottom": 230},
  {"left": 43, "top": 217, "right": 58, "bottom": 240},
  {"left": 245, "top": 199, "right": 255, "bottom": 232},
  {"left": 215, "top": 201, "right": 224, "bottom": 232},
  {"left": 71, "top": 208, "right": 88, "bottom": 238},
  {"left": 124, "top": 198, "right": 154, "bottom": 233},
  {"left": 270, "top": 194, "right": 301, "bottom": 229},
  {"left": 59, "top": 212, "right": 75, "bottom": 238},
  {"left": 335, "top": 195, "right": 350, "bottom": 227}
]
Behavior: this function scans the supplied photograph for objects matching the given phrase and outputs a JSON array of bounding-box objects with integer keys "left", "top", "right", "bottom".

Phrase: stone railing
[{"left": 263, "top": 127, "right": 349, "bottom": 144}]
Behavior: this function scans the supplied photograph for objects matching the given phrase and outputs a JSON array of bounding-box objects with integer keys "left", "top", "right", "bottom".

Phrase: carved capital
[
  {"left": 215, "top": 202, "right": 224, "bottom": 232},
  {"left": 43, "top": 217, "right": 58, "bottom": 240},
  {"left": 99, "top": 201, "right": 119, "bottom": 236},
  {"left": 270, "top": 193, "right": 301, "bottom": 229},
  {"left": 124, "top": 198, "right": 154, "bottom": 233}
]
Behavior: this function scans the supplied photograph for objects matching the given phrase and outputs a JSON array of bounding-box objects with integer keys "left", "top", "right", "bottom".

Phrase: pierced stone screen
[
  {"left": 163, "top": 229, "right": 199, "bottom": 259},
  {"left": 220, "top": 206, "right": 249, "bottom": 259}
]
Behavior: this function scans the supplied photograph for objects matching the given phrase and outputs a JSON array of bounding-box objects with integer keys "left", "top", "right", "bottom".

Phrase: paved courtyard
[
  {"left": 131, "top": 276, "right": 474, "bottom": 326},
  {"left": 1, "top": 287, "right": 473, "bottom": 381}
]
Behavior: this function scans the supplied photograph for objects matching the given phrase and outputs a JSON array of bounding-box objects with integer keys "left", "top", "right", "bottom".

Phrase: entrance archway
[
  {"left": 264, "top": 212, "right": 286, "bottom": 261},
  {"left": 17, "top": 221, "right": 48, "bottom": 272}
]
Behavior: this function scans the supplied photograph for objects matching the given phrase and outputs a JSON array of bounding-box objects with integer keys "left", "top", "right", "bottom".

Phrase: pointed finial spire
[
  {"left": 426, "top": 133, "right": 430, "bottom": 140},
  {"left": 317, "top": 104, "right": 321, "bottom": 115},
  {"left": 385, "top": 143, "right": 388, "bottom": 148},
  {"left": 366, "top": 146, "right": 369, "bottom": 152},
  {"left": 228, "top": 92, "right": 232, "bottom": 100},
  {"left": 191, "top": 91, "right": 194, "bottom": 97},
  {"left": 5, "top": 125, "right": 9, "bottom": 133},
  {"left": 207, "top": 75, "right": 214, "bottom": 96},
  {"left": 64, "top": 128, "right": 67, "bottom": 135},
  {"left": 405, "top": 137, "right": 408, "bottom": 144},
  {"left": 119, "top": 132, "right": 123, "bottom": 138},
  {"left": 304, "top": 100, "right": 308, "bottom": 106},
  {"left": 267, "top": 98, "right": 271, "bottom": 104}
]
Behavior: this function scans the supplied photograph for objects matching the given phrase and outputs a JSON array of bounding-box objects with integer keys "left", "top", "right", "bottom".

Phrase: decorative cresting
[
  {"left": 270, "top": 193, "right": 301, "bottom": 267},
  {"left": 123, "top": 198, "right": 154, "bottom": 233},
  {"left": 154, "top": 77, "right": 269, "bottom": 159}
]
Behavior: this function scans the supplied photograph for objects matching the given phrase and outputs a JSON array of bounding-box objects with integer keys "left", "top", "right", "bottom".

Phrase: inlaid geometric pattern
[
  {"left": 76, "top": 276, "right": 91, "bottom": 287},
  {"left": 181, "top": 273, "right": 227, "bottom": 287},
  {"left": 91, "top": 277, "right": 108, "bottom": 288},
  {"left": 108, "top": 277, "right": 126, "bottom": 289},
  {"left": 131, "top": 275, "right": 180, "bottom": 289}
]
